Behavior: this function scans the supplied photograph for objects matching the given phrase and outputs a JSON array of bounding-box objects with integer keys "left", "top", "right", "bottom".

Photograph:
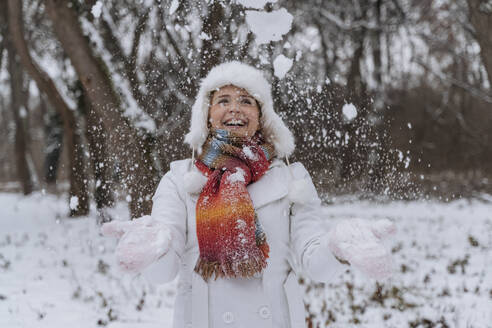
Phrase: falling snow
[
  {"left": 91, "top": 1, "right": 103, "bottom": 18},
  {"left": 69, "top": 196, "right": 79, "bottom": 210},
  {"left": 235, "top": 0, "right": 277, "bottom": 9},
  {"left": 342, "top": 103, "right": 358, "bottom": 121},
  {"left": 245, "top": 8, "right": 293, "bottom": 44},
  {"left": 273, "top": 54, "right": 293, "bottom": 79}
]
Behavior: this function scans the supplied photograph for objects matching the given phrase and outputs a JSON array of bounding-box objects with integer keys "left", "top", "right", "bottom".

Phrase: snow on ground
[
  {"left": 1, "top": 192, "right": 491, "bottom": 327},
  {"left": 306, "top": 200, "right": 492, "bottom": 327},
  {"left": 0, "top": 193, "right": 175, "bottom": 328}
]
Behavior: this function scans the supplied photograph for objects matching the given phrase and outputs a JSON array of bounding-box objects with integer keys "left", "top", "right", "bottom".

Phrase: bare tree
[
  {"left": 1, "top": 2, "right": 33, "bottom": 195},
  {"left": 467, "top": 0, "right": 492, "bottom": 84},
  {"left": 43, "top": 0, "right": 158, "bottom": 217},
  {"left": 77, "top": 82, "right": 115, "bottom": 220},
  {"left": 7, "top": 0, "right": 89, "bottom": 215}
]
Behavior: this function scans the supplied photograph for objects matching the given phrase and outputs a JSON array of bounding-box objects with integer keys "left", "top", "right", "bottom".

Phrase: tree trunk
[
  {"left": 7, "top": 0, "right": 89, "bottom": 216},
  {"left": 4, "top": 29, "right": 33, "bottom": 195},
  {"left": 200, "top": 2, "right": 224, "bottom": 78},
  {"left": 467, "top": 0, "right": 492, "bottom": 86},
  {"left": 78, "top": 83, "right": 115, "bottom": 215},
  {"left": 43, "top": 0, "right": 157, "bottom": 218},
  {"left": 372, "top": 0, "right": 382, "bottom": 88},
  {"left": 347, "top": 34, "right": 366, "bottom": 96},
  {"left": 42, "top": 100, "right": 63, "bottom": 189}
]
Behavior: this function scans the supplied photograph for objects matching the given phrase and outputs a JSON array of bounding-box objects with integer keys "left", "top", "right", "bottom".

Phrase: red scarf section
[{"left": 194, "top": 133, "right": 273, "bottom": 281}]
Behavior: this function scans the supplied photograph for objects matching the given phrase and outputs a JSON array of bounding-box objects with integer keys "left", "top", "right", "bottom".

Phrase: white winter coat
[{"left": 142, "top": 158, "right": 344, "bottom": 328}]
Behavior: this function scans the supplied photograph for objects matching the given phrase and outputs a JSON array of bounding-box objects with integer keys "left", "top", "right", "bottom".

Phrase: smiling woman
[{"left": 102, "top": 61, "right": 395, "bottom": 328}]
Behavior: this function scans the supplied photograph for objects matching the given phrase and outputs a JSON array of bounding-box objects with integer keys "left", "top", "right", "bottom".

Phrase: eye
[
  {"left": 218, "top": 98, "right": 229, "bottom": 105},
  {"left": 241, "top": 98, "right": 253, "bottom": 105}
]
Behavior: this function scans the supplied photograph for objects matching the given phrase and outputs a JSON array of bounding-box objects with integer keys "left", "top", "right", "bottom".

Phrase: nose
[{"left": 228, "top": 100, "right": 241, "bottom": 114}]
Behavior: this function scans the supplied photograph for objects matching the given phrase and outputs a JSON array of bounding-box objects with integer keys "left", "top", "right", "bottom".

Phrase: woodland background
[{"left": 0, "top": 0, "right": 491, "bottom": 219}]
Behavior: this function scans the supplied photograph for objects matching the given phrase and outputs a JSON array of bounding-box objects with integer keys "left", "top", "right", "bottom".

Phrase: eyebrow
[{"left": 217, "top": 94, "right": 254, "bottom": 99}]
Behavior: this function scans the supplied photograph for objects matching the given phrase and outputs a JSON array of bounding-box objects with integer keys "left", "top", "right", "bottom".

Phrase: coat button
[
  {"left": 222, "top": 311, "right": 234, "bottom": 323},
  {"left": 258, "top": 305, "right": 271, "bottom": 319}
]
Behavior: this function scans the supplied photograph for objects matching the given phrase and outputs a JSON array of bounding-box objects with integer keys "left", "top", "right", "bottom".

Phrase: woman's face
[{"left": 209, "top": 85, "right": 260, "bottom": 138}]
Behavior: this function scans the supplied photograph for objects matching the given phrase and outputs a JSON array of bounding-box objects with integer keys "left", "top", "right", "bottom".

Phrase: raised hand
[
  {"left": 328, "top": 218, "right": 396, "bottom": 280},
  {"left": 101, "top": 215, "right": 172, "bottom": 273}
]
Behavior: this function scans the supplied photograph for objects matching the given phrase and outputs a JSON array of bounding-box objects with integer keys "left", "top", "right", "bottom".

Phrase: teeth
[{"left": 225, "top": 119, "right": 245, "bottom": 126}]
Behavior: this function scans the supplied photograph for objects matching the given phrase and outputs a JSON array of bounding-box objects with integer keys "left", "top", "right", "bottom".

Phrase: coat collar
[{"left": 248, "top": 158, "right": 288, "bottom": 209}]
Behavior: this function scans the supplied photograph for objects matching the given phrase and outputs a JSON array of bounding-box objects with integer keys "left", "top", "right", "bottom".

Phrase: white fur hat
[{"left": 184, "top": 61, "right": 295, "bottom": 157}]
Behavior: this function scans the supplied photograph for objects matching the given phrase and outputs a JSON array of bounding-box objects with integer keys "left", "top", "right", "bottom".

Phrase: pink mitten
[
  {"left": 328, "top": 218, "right": 396, "bottom": 280},
  {"left": 102, "top": 216, "right": 172, "bottom": 273},
  {"left": 101, "top": 215, "right": 153, "bottom": 238}
]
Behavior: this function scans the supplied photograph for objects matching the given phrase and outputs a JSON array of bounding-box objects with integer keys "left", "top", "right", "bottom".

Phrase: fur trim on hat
[{"left": 184, "top": 61, "right": 295, "bottom": 157}]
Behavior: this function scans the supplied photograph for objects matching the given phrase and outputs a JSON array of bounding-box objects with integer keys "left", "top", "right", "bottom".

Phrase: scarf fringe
[{"left": 194, "top": 254, "right": 268, "bottom": 282}]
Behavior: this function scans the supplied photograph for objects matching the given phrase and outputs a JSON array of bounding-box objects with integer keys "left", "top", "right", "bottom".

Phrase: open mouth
[{"left": 223, "top": 118, "right": 246, "bottom": 127}]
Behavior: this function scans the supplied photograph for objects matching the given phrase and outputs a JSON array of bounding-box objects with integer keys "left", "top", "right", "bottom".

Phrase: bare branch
[
  {"left": 44, "top": 0, "right": 158, "bottom": 217},
  {"left": 97, "top": 14, "right": 148, "bottom": 111},
  {"left": 320, "top": 8, "right": 377, "bottom": 31},
  {"left": 8, "top": 0, "right": 90, "bottom": 214},
  {"left": 240, "top": 32, "right": 253, "bottom": 60},
  {"left": 128, "top": 9, "right": 150, "bottom": 73},
  {"left": 414, "top": 58, "right": 492, "bottom": 104},
  {"left": 7, "top": 0, "right": 75, "bottom": 117}
]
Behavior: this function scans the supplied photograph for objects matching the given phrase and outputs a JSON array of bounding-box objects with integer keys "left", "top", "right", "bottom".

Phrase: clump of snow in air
[
  {"left": 273, "top": 55, "right": 293, "bottom": 79},
  {"left": 169, "top": 0, "right": 179, "bottom": 15},
  {"left": 19, "top": 106, "right": 27, "bottom": 118},
  {"left": 235, "top": 0, "right": 277, "bottom": 9},
  {"left": 245, "top": 8, "right": 293, "bottom": 44},
  {"left": 342, "top": 103, "right": 358, "bottom": 121},
  {"left": 397, "top": 150, "right": 404, "bottom": 162},
  {"left": 404, "top": 156, "right": 411, "bottom": 169},
  {"left": 295, "top": 50, "right": 302, "bottom": 61},
  {"left": 199, "top": 32, "right": 211, "bottom": 40},
  {"left": 69, "top": 196, "right": 79, "bottom": 210},
  {"left": 91, "top": 1, "right": 103, "bottom": 18},
  {"left": 228, "top": 167, "right": 246, "bottom": 183}
]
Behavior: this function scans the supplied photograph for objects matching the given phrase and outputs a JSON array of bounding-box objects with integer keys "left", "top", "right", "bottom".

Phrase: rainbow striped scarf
[{"left": 194, "top": 129, "right": 275, "bottom": 281}]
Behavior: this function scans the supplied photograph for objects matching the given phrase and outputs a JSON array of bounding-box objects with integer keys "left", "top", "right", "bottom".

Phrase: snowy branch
[{"left": 414, "top": 58, "right": 492, "bottom": 104}]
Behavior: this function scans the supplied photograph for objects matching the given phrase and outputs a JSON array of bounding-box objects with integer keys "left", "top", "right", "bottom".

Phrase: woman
[{"left": 103, "top": 61, "right": 395, "bottom": 328}]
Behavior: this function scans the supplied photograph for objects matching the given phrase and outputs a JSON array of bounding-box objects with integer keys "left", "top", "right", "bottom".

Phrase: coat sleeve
[
  {"left": 141, "top": 170, "right": 187, "bottom": 284},
  {"left": 289, "top": 162, "right": 345, "bottom": 283}
]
